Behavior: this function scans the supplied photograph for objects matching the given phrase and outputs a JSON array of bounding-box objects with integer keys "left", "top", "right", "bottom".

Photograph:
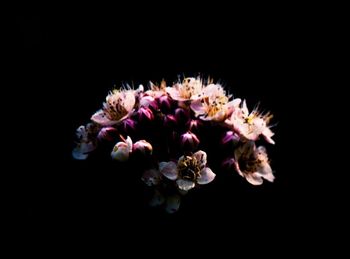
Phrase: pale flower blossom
[
  {"left": 226, "top": 100, "right": 275, "bottom": 144},
  {"left": 191, "top": 83, "right": 241, "bottom": 122},
  {"left": 233, "top": 141, "right": 275, "bottom": 185},
  {"left": 91, "top": 88, "right": 137, "bottom": 126},
  {"left": 110, "top": 136, "right": 133, "bottom": 162},
  {"left": 159, "top": 150, "right": 216, "bottom": 191},
  {"left": 166, "top": 77, "right": 204, "bottom": 101}
]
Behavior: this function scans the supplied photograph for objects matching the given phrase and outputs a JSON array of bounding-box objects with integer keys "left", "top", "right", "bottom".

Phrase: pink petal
[
  {"left": 190, "top": 99, "right": 207, "bottom": 116},
  {"left": 176, "top": 179, "right": 195, "bottom": 191},
  {"left": 91, "top": 110, "right": 116, "bottom": 126},
  {"left": 159, "top": 161, "right": 178, "bottom": 180},
  {"left": 244, "top": 172, "right": 263, "bottom": 185},
  {"left": 257, "top": 162, "right": 275, "bottom": 182},
  {"left": 193, "top": 150, "right": 207, "bottom": 167},
  {"left": 197, "top": 167, "right": 216, "bottom": 185}
]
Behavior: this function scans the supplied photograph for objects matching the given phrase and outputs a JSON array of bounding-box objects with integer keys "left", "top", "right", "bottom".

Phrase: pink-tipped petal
[
  {"left": 244, "top": 173, "right": 263, "bottom": 185},
  {"left": 159, "top": 161, "right": 178, "bottom": 180},
  {"left": 176, "top": 179, "right": 195, "bottom": 191},
  {"left": 197, "top": 167, "right": 216, "bottom": 185},
  {"left": 91, "top": 110, "right": 116, "bottom": 126}
]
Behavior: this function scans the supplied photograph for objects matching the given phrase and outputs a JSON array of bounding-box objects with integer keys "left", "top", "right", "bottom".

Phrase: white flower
[
  {"left": 166, "top": 77, "right": 204, "bottom": 101},
  {"left": 226, "top": 100, "right": 275, "bottom": 144},
  {"left": 91, "top": 88, "right": 136, "bottom": 126},
  {"left": 159, "top": 150, "right": 216, "bottom": 191},
  {"left": 191, "top": 83, "right": 241, "bottom": 122},
  {"left": 72, "top": 123, "right": 99, "bottom": 160},
  {"left": 110, "top": 136, "right": 133, "bottom": 162},
  {"left": 233, "top": 141, "right": 275, "bottom": 185}
]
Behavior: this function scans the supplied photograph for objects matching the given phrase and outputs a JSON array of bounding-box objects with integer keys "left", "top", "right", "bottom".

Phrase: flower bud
[
  {"left": 222, "top": 131, "right": 240, "bottom": 146},
  {"left": 133, "top": 140, "right": 153, "bottom": 155},
  {"left": 111, "top": 136, "right": 132, "bottom": 162},
  {"left": 97, "top": 127, "right": 118, "bottom": 141},
  {"left": 180, "top": 131, "right": 200, "bottom": 151},
  {"left": 136, "top": 107, "right": 154, "bottom": 123}
]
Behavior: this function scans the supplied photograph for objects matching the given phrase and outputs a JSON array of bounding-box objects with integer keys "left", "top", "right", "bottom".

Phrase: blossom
[
  {"left": 233, "top": 141, "right": 275, "bottom": 185},
  {"left": 166, "top": 77, "right": 204, "bottom": 101},
  {"left": 180, "top": 131, "right": 200, "bottom": 151},
  {"left": 91, "top": 88, "right": 136, "bottom": 126},
  {"left": 72, "top": 123, "right": 99, "bottom": 160},
  {"left": 191, "top": 83, "right": 241, "bottom": 122},
  {"left": 159, "top": 150, "right": 216, "bottom": 191},
  {"left": 110, "top": 136, "right": 133, "bottom": 162},
  {"left": 226, "top": 100, "right": 275, "bottom": 144}
]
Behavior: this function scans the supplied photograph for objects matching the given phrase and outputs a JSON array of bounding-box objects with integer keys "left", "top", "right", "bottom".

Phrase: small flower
[
  {"left": 226, "top": 100, "right": 275, "bottom": 144},
  {"left": 180, "top": 131, "right": 200, "bottom": 151},
  {"left": 166, "top": 77, "right": 204, "bottom": 101},
  {"left": 141, "top": 169, "right": 162, "bottom": 186},
  {"left": 133, "top": 140, "right": 153, "bottom": 155},
  {"left": 191, "top": 83, "right": 241, "bottom": 122},
  {"left": 110, "top": 136, "right": 133, "bottom": 162},
  {"left": 159, "top": 150, "right": 216, "bottom": 191},
  {"left": 91, "top": 88, "right": 136, "bottom": 126},
  {"left": 72, "top": 123, "right": 99, "bottom": 160},
  {"left": 233, "top": 141, "right": 275, "bottom": 185}
]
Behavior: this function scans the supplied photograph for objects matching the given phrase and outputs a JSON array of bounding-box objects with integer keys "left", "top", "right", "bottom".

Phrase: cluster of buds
[{"left": 73, "top": 77, "right": 276, "bottom": 213}]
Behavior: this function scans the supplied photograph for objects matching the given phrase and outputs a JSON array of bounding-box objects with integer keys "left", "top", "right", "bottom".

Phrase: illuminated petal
[
  {"left": 176, "top": 179, "right": 195, "bottom": 191},
  {"left": 190, "top": 99, "right": 207, "bottom": 116},
  {"left": 91, "top": 109, "right": 116, "bottom": 126},
  {"left": 72, "top": 148, "right": 89, "bottom": 160},
  {"left": 159, "top": 161, "right": 178, "bottom": 180},
  {"left": 193, "top": 150, "right": 207, "bottom": 167},
  {"left": 244, "top": 172, "right": 263, "bottom": 185},
  {"left": 197, "top": 167, "right": 216, "bottom": 185}
]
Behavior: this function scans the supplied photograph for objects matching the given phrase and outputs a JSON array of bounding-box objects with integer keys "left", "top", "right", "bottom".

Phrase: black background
[{"left": 13, "top": 11, "right": 334, "bottom": 253}]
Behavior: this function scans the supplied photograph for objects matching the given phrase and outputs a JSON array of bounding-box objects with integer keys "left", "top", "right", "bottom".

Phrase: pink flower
[
  {"left": 233, "top": 141, "right": 275, "bottom": 185},
  {"left": 159, "top": 150, "right": 216, "bottom": 191},
  {"left": 166, "top": 77, "right": 204, "bottom": 101},
  {"left": 190, "top": 83, "right": 241, "bottom": 122},
  {"left": 91, "top": 88, "right": 136, "bottom": 126},
  {"left": 226, "top": 100, "right": 275, "bottom": 144}
]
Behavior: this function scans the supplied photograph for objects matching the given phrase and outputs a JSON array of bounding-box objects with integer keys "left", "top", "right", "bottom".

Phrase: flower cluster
[{"left": 73, "top": 77, "right": 276, "bottom": 213}]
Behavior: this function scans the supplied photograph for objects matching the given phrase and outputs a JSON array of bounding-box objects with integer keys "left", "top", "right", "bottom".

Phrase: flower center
[
  {"left": 206, "top": 95, "right": 228, "bottom": 117},
  {"left": 177, "top": 155, "right": 201, "bottom": 181}
]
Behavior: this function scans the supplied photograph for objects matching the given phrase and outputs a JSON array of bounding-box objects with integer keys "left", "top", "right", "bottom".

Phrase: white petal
[
  {"left": 72, "top": 148, "right": 89, "bottom": 160},
  {"left": 165, "top": 194, "right": 181, "bottom": 214},
  {"left": 125, "top": 136, "right": 133, "bottom": 152},
  {"left": 91, "top": 109, "right": 117, "bottom": 126},
  {"left": 262, "top": 127, "right": 275, "bottom": 144},
  {"left": 244, "top": 172, "right": 263, "bottom": 185},
  {"left": 111, "top": 146, "right": 130, "bottom": 162},
  {"left": 79, "top": 142, "right": 96, "bottom": 153},
  {"left": 166, "top": 87, "right": 182, "bottom": 101},
  {"left": 193, "top": 150, "right": 207, "bottom": 167},
  {"left": 159, "top": 161, "right": 178, "bottom": 180},
  {"left": 242, "top": 99, "right": 249, "bottom": 115},
  {"left": 257, "top": 162, "right": 275, "bottom": 182},
  {"left": 197, "top": 167, "right": 216, "bottom": 185},
  {"left": 176, "top": 179, "right": 195, "bottom": 191}
]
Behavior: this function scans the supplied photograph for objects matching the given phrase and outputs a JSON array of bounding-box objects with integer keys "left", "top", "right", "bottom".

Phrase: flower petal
[
  {"left": 176, "top": 179, "right": 195, "bottom": 191},
  {"left": 257, "top": 162, "right": 275, "bottom": 182},
  {"left": 72, "top": 148, "right": 89, "bottom": 160},
  {"left": 197, "top": 167, "right": 216, "bottom": 185},
  {"left": 91, "top": 109, "right": 117, "bottom": 126},
  {"left": 193, "top": 150, "right": 207, "bottom": 167},
  {"left": 165, "top": 194, "right": 181, "bottom": 214},
  {"left": 190, "top": 99, "right": 207, "bottom": 116},
  {"left": 244, "top": 172, "right": 263, "bottom": 185},
  {"left": 159, "top": 161, "right": 178, "bottom": 180}
]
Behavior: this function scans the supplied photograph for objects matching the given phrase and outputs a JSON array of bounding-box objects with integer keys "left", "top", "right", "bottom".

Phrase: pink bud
[
  {"left": 163, "top": 114, "right": 177, "bottom": 129},
  {"left": 133, "top": 140, "right": 153, "bottom": 155},
  {"left": 180, "top": 131, "right": 200, "bottom": 151},
  {"left": 186, "top": 119, "right": 203, "bottom": 134},
  {"left": 139, "top": 96, "right": 158, "bottom": 111},
  {"left": 175, "top": 108, "right": 190, "bottom": 124},
  {"left": 222, "top": 131, "right": 240, "bottom": 146},
  {"left": 97, "top": 127, "right": 118, "bottom": 141},
  {"left": 118, "top": 118, "right": 137, "bottom": 135},
  {"left": 136, "top": 107, "right": 154, "bottom": 123},
  {"left": 158, "top": 95, "right": 172, "bottom": 112}
]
